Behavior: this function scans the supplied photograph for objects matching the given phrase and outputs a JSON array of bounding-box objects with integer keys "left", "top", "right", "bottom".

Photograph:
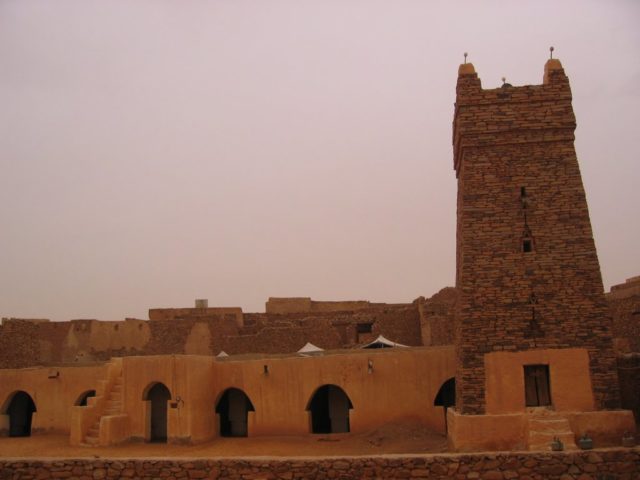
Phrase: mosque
[{"left": 0, "top": 57, "right": 637, "bottom": 452}]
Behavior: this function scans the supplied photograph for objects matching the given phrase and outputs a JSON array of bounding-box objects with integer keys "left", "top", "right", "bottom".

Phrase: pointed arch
[
  {"left": 2, "top": 391, "right": 37, "bottom": 437},
  {"left": 306, "top": 384, "right": 353, "bottom": 434},
  {"left": 215, "top": 388, "right": 255, "bottom": 437}
]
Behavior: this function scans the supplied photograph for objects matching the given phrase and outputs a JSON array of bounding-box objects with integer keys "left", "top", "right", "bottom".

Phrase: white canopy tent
[
  {"left": 361, "top": 335, "right": 409, "bottom": 349},
  {"left": 297, "top": 342, "right": 324, "bottom": 356}
]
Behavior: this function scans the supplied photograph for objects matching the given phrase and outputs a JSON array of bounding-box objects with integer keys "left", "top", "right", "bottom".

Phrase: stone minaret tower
[{"left": 452, "top": 58, "right": 620, "bottom": 415}]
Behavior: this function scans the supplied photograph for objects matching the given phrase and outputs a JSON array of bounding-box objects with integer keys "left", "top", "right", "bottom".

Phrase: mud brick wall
[
  {"left": 1, "top": 449, "right": 639, "bottom": 479},
  {"left": 452, "top": 61, "right": 620, "bottom": 414}
]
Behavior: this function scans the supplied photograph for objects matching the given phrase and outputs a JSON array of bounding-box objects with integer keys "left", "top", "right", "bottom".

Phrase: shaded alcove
[
  {"left": 215, "top": 388, "right": 255, "bottom": 437},
  {"left": 433, "top": 377, "right": 455, "bottom": 432},
  {"left": 143, "top": 382, "right": 172, "bottom": 443},
  {"left": 75, "top": 390, "right": 96, "bottom": 406},
  {"left": 2, "top": 391, "right": 37, "bottom": 437},
  {"left": 307, "top": 385, "right": 353, "bottom": 434}
]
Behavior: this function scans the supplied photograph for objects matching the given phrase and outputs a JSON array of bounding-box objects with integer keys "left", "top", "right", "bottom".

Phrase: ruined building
[{"left": 0, "top": 58, "right": 637, "bottom": 451}]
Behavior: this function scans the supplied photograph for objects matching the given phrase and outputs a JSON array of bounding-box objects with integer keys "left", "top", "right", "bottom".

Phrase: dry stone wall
[
  {"left": 608, "top": 277, "right": 640, "bottom": 353},
  {"left": 418, "top": 287, "right": 457, "bottom": 346},
  {"left": 618, "top": 353, "right": 640, "bottom": 424},
  {"left": 0, "top": 301, "right": 429, "bottom": 368},
  {"left": 1, "top": 449, "right": 639, "bottom": 479},
  {"left": 452, "top": 61, "right": 620, "bottom": 414}
]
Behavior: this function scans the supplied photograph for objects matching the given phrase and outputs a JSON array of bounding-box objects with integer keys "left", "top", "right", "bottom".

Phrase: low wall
[{"left": 0, "top": 449, "right": 638, "bottom": 479}]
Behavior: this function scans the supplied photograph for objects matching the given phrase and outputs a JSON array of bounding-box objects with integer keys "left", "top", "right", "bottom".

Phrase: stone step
[{"left": 84, "top": 435, "right": 99, "bottom": 446}]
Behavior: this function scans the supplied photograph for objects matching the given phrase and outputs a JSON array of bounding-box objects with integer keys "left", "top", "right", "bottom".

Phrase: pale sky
[{"left": 1, "top": 1, "right": 639, "bottom": 321}]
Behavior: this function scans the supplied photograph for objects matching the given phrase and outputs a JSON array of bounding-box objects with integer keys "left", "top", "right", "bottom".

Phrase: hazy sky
[{"left": 1, "top": 1, "right": 639, "bottom": 320}]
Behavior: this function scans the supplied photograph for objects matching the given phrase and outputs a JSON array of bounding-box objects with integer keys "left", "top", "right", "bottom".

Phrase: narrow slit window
[{"left": 523, "top": 238, "right": 533, "bottom": 252}]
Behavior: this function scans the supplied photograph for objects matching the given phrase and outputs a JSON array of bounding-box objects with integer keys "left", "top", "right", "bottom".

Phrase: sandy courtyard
[{"left": 0, "top": 423, "right": 447, "bottom": 458}]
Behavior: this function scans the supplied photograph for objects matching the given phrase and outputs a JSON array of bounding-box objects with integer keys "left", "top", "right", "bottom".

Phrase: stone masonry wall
[
  {"left": 418, "top": 287, "right": 457, "bottom": 346},
  {"left": 226, "top": 304, "right": 423, "bottom": 352},
  {"left": 607, "top": 277, "right": 640, "bottom": 353},
  {"left": 1, "top": 449, "right": 639, "bottom": 479},
  {"left": 265, "top": 298, "right": 378, "bottom": 315},
  {"left": 618, "top": 353, "right": 640, "bottom": 424},
  {"left": 0, "top": 301, "right": 426, "bottom": 368},
  {"left": 452, "top": 60, "right": 620, "bottom": 414}
]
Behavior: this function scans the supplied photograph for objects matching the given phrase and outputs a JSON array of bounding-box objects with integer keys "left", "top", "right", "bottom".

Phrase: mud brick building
[{"left": 0, "top": 57, "right": 637, "bottom": 452}]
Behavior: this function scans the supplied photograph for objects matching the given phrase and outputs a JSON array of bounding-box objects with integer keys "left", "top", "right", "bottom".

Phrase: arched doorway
[
  {"left": 215, "top": 388, "right": 255, "bottom": 437},
  {"left": 75, "top": 390, "right": 96, "bottom": 406},
  {"left": 433, "top": 377, "right": 455, "bottom": 432},
  {"left": 3, "top": 391, "right": 37, "bottom": 437},
  {"left": 306, "top": 385, "right": 353, "bottom": 434},
  {"left": 143, "top": 383, "right": 171, "bottom": 443}
]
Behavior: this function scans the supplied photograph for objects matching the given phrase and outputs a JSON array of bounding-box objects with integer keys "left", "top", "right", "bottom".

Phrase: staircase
[
  {"left": 82, "top": 373, "right": 124, "bottom": 446},
  {"left": 70, "top": 357, "right": 128, "bottom": 447},
  {"left": 527, "top": 409, "right": 577, "bottom": 451}
]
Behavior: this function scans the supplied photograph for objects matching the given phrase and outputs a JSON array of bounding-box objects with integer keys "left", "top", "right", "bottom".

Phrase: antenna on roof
[
  {"left": 463, "top": 52, "right": 468, "bottom": 64},
  {"left": 550, "top": 46, "right": 554, "bottom": 59}
]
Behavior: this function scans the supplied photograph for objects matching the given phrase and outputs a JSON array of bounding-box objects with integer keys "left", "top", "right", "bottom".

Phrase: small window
[
  {"left": 356, "top": 323, "right": 373, "bottom": 334},
  {"left": 523, "top": 238, "right": 533, "bottom": 252},
  {"left": 520, "top": 187, "right": 529, "bottom": 209}
]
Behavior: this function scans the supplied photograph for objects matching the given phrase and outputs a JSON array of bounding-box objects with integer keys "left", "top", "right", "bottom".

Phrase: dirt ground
[{"left": 0, "top": 423, "right": 447, "bottom": 458}]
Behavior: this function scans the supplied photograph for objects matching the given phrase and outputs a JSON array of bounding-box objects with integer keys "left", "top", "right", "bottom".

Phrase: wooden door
[{"left": 524, "top": 365, "right": 551, "bottom": 407}]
